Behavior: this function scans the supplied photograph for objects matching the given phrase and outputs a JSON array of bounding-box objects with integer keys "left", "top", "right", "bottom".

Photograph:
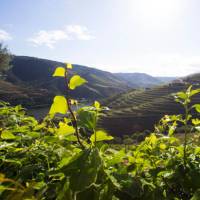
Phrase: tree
[{"left": 0, "top": 43, "right": 12, "bottom": 75}]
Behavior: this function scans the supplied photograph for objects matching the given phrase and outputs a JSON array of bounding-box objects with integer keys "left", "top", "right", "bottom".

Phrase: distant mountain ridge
[
  {"left": 156, "top": 76, "right": 177, "bottom": 83},
  {"left": 115, "top": 72, "right": 163, "bottom": 87}
]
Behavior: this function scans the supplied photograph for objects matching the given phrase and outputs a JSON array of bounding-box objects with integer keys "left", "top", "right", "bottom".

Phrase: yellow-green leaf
[
  {"left": 49, "top": 96, "right": 68, "bottom": 117},
  {"left": 148, "top": 134, "right": 157, "bottom": 145},
  {"left": 57, "top": 122, "right": 75, "bottom": 136},
  {"left": 52, "top": 67, "right": 65, "bottom": 77},
  {"left": 94, "top": 101, "right": 100, "bottom": 109},
  {"left": 192, "top": 119, "right": 200, "bottom": 125},
  {"left": 69, "top": 75, "right": 87, "bottom": 90},
  {"left": 66, "top": 63, "right": 73, "bottom": 69},
  {"left": 1, "top": 130, "right": 16, "bottom": 140},
  {"left": 90, "top": 130, "right": 113, "bottom": 143},
  {"left": 193, "top": 104, "right": 200, "bottom": 113},
  {"left": 159, "top": 143, "right": 166, "bottom": 150}
]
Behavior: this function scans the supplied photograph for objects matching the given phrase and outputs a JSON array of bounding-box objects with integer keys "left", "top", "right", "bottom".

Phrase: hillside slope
[
  {"left": 100, "top": 74, "right": 200, "bottom": 136},
  {"left": 115, "top": 72, "right": 163, "bottom": 87},
  {"left": 0, "top": 79, "right": 53, "bottom": 107},
  {"left": 1, "top": 56, "right": 131, "bottom": 106}
]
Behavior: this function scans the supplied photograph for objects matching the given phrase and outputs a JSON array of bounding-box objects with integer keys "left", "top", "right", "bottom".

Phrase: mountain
[
  {"left": 100, "top": 74, "right": 200, "bottom": 136},
  {"left": 115, "top": 72, "right": 164, "bottom": 88},
  {"left": 1, "top": 55, "right": 178, "bottom": 109},
  {"left": 156, "top": 76, "right": 177, "bottom": 83},
  {"left": 1, "top": 56, "right": 131, "bottom": 107}
]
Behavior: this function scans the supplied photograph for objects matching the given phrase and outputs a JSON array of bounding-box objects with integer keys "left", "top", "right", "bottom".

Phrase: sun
[{"left": 131, "top": 0, "right": 182, "bottom": 29}]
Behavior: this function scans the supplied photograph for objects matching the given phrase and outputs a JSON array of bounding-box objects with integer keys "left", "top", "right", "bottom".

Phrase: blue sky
[{"left": 0, "top": 0, "right": 200, "bottom": 76}]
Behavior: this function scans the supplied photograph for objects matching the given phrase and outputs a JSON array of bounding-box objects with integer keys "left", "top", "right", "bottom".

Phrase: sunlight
[{"left": 131, "top": 0, "right": 182, "bottom": 29}]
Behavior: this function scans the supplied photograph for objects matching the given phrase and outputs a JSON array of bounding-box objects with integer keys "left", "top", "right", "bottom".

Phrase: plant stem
[
  {"left": 64, "top": 71, "right": 84, "bottom": 149},
  {"left": 183, "top": 104, "right": 189, "bottom": 168}
]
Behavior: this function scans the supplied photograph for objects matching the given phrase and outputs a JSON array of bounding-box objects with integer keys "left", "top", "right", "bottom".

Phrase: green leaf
[
  {"left": 77, "top": 107, "right": 97, "bottom": 130},
  {"left": 176, "top": 92, "right": 187, "bottom": 100},
  {"left": 33, "top": 181, "right": 46, "bottom": 190},
  {"left": 52, "top": 67, "right": 65, "bottom": 77},
  {"left": 1, "top": 130, "right": 16, "bottom": 140},
  {"left": 49, "top": 96, "right": 68, "bottom": 117},
  {"left": 148, "top": 134, "right": 157, "bottom": 145},
  {"left": 193, "top": 104, "right": 200, "bottom": 113},
  {"left": 94, "top": 101, "right": 100, "bottom": 109},
  {"left": 195, "top": 147, "right": 200, "bottom": 155},
  {"left": 69, "top": 75, "right": 87, "bottom": 90},
  {"left": 65, "top": 135, "right": 78, "bottom": 141},
  {"left": 190, "top": 89, "right": 200, "bottom": 97},
  {"left": 191, "top": 189, "right": 200, "bottom": 200},
  {"left": 168, "top": 122, "right": 177, "bottom": 136},
  {"left": 69, "top": 148, "right": 102, "bottom": 192},
  {"left": 107, "top": 149, "right": 125, "bottom": 166},
  {"left": 57, "top": 122, "right": 75, "bottom": 139},
  {"left": 192, "top": 119, "right": 200, "bottom": 125},
  {"left": 90, "top": 130, "right": 113, "bottom": 143}
]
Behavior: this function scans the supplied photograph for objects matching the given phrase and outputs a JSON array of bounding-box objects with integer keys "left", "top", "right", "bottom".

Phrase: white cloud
[
  {"left": 28, "top": 30, "right": 70, "bottom": 49},
  {"left": 66, "top": 25, "right": 95, "bottom": 40},
  {"left": 0, "top": 29, "right": 12, "bottom": 41},
  {"left": 28, "top": 25, "right": 95, "bottom": 48}
]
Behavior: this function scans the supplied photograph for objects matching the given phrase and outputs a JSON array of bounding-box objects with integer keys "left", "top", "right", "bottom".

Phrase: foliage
[
  {"left": 1, "top": 64, "right": 200, "bottom": 199},
  {"left": 0, "top": 43, "right": 12, "bottom": 74}
]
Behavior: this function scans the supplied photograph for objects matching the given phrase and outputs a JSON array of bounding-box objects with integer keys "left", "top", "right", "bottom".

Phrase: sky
[{"left": 0, "top": 0, "right": 200, "bottom": 76}]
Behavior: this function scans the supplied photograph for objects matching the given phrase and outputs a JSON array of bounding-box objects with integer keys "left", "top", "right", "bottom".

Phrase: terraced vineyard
[
  {"left": 101, "top": 74, "right": 200, "bottom": 136},
  {"left": 0, "top": 79, "right": 53, "bottom": 107}
]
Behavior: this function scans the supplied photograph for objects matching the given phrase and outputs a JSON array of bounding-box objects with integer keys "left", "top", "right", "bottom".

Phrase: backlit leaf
[
  {"left": 52, "top": 67, "right": 65, "bottom": 77},
  {"left": 57, "top": 122, "right": 75, "bottom": 136},
  {"left": 94, "top": 101, "right": 100, "bottom": 109},
  {"left": 176, "top": 92, "right": 187, "bottom": 100},
  {"left": 1, "top": 130, "right": 15, "bottom": 140},
  {"left": 190, "top": 89, "right": 200, "bottom": 97},
  {"left": 90, "top": 130, "right": 113, "bottom": 143},
  {"left": 193, "top": 104, "right": 200, "bottom": 113},
  {"left": 69, "top": 75, "right": 87, "bottom": 90},
  {"left": 66, "top": 63, "right": 73, "bottom": 69},
  {"left": 49, "top": 96, "right": 68, "bottom": 117},
  {"left": 192, "top": 119, "right": 200, "bottom": 125},
  {"left": 160, "top": 143, "right": 166, "bottom": 150}
]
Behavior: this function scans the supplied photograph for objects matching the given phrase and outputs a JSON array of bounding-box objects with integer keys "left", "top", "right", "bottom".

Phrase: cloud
[
  {"left": 28, "top": 25, "right": 95, "bottom": 48},
  {"left": 66, "top": 25, "right": 95, "bottom": 40},
  {"left": 28, "top": 30, "right": 70, "bottom": 49},
  {"left": 0, "top": 29, "right": 12, "bottom": 41}
]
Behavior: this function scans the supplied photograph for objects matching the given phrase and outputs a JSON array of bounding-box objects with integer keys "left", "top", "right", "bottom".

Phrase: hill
[
  {"left": 0, "top": 79, "right": 53, "bottom": 107},
  {"left": 1, "top": 56, "right": 131, "bottom": 107},
  {"left": 114, "top": 72, "right": 163, "bottom": 87},
  {"left": 156, "top": 76, "right": 177, "bottom": 83},
  {"left": 100, "top": 74, "right": 200, "bottom": 136}
]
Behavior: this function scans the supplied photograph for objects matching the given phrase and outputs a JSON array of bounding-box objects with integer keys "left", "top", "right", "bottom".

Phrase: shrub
[{"left": 0, "top": 65, "right": 200, "bottom": 199}]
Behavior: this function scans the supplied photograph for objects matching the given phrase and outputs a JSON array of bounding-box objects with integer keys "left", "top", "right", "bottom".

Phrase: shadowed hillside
[
  {"left": 10, "top": 56, "right": 131, "bottom": 99},
  {"left": 1, "top": 56, "right": 132, "bottom": 107},
  {"left": 0, "top": 79, "right": 53, "bottom": 107},
  {"left": 100, "top": 74, "right": 200, "bottom": 136}
]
